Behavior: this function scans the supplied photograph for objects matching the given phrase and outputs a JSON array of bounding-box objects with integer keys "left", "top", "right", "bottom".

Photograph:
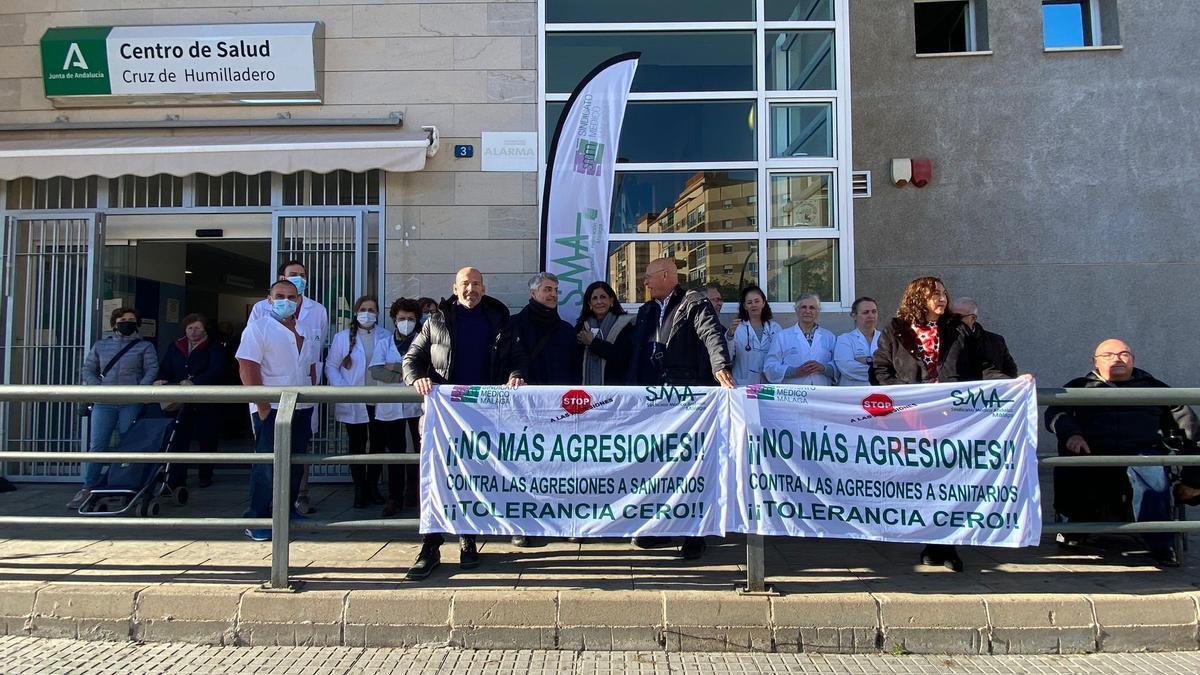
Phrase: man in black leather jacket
[
  {"left": 402, "top": 266, "right": 527, "bottom": 580},
  {"left": 627, "top": 257, "right": 733, "bottom": 560}
]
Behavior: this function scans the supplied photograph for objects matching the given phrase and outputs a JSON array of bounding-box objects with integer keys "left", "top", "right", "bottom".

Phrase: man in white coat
[
  {"left": 248, "top": 259, "right": 329, "bottom": 514},
  {"left": 763, "top": 293, "right": 837, "bottom": 386},
  {"left": 833, "top": 296, "right": 881, "bottom": 386}
]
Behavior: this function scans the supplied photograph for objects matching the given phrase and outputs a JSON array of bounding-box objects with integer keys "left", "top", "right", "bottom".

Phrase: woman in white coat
[
  {"left": 726, "top": 285, "right": 782, "bottom": 386},
  {"left": 325, "top": 296, "right": 409, "bottom": 509},
  {"left": 763, "top": 293, "right": 837, "bottom": 386},
  {"left": 833, "top": 296, "right": 881, "bottom": 386},
  {"left": 368, "top": 297, "right": 425, "bottom": 516}
]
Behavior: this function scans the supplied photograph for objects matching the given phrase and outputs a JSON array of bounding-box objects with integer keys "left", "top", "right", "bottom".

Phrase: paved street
[
  {"left": 4, "top": 482, "right": 1198, "bottom": 594},
  {"left": 4, "top": 636, "right": 1200, "bottom": 674}
]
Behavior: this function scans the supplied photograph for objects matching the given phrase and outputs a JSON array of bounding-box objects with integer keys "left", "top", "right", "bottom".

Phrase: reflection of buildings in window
[{"left": 609, "top": 171, "right": 760, "bottom": 303}]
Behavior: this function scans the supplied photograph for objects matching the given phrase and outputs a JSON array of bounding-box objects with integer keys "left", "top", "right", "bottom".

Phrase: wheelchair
[{"left": 1052, "top": 434, "right": 1194, "bottom": 563}]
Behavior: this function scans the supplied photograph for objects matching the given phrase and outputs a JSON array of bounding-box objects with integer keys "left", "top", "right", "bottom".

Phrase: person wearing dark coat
[
  {"left": 629, "top": 264, "right": 733, "bottom": 390},
  {"left": 511, "top": 272, "right": 581, "bottom": 386},
  {"left": 870, "top": 277, "right": 1006, "bottom": 572},
  {"left": 1044, "top": 338, "right": 1200, "bottom": 567},
  {"left": 575, "top": 281, "right": 634, "bottom": 386},
  {"left": 155, "top": 313, "right": 227, "bottom": 488},
  {"left": 951, "top": 298, "right": 1018, "bottom": 378},
  {"left": 402, "top": 266, "right": 528, "bottom": 581},
  {"left": 627, "top": 257, "right": 734, "bottom": 560},
  {"left": 507, "top": 272, "right": 580, "bottom": 548}
]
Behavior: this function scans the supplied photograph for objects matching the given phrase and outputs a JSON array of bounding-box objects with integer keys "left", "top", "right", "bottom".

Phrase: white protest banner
[
  {"left": 540, "top": 53, "right": 638, "bottom": 322},
  {"left": 731, "top": 378, "right": 1042, "bottom": 547},
  {"left": 421, "top": 384, "right": 729, "bottom": 538}
]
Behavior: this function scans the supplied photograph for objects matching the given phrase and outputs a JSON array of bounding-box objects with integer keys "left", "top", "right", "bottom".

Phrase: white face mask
[
  {"left": 356, "top": 311, "right": 377, "bottom": 328},
  {"left": 397, "top": 319, "right": 416, "bottom": 335}
]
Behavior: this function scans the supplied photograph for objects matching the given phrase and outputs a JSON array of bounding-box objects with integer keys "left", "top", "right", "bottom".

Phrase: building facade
[{"left": 0, "top": 0, "right": 1195, "bottom": 477}]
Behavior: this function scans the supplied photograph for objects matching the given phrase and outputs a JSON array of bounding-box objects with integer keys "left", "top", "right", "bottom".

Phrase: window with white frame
[
  {"left": 542, "top": 0, "right": 853, "bottom": 308},
  {"left": 1042, "top": 0, "right": 1120, "bottom": 49},
  {"left": 914, "top": 0, "right": 990, "bottom": 54}
]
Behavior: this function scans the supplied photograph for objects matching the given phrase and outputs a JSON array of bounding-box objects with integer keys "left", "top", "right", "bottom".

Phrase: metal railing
[{"left": 1, "top": 385, "right": 1199, "bottom": 592}]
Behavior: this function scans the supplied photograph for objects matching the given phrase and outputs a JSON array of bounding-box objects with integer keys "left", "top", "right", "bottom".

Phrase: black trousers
[
  {"left": 394, "top": 416, "right": 421, "bottom": 507},
  {"left": 346, "top": 409, "right": 421, "bottom": 502},
  {"left": 166, "top": 404, "right": 219, "bottom": 486}
]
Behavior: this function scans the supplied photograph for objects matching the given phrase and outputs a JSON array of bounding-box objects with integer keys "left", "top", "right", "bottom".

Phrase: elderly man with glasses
[
  {"left": 627, "top": 257, "right": 733, "bottom": 560},
  {"left": 1045, "top": 339, "right": 1200, "bottom": 567}
]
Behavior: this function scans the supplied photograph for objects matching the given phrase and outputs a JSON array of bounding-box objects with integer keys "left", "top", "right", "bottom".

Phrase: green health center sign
[{"left": 41, "top": 23, "right": 323, "bottom": 106}]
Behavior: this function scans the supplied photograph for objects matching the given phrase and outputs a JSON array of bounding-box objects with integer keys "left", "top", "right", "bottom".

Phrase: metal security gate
[
  {"left": 2, "top": 214, "right": 104, "bottom": 480},
  {"left": 271, "top": 210, "right": 366, "bottom": 479}
]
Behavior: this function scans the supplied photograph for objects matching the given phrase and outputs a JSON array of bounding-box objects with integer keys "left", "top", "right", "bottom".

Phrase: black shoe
[
  {"left": 1056, "top": 532, "right": 1087, "bottom": 548},
  {"left": 405, "top": 542, "right": 441, "bottom": 581},
  {"left": 919, "top": 545, "right": 943, "bottom": 567},
  {"left": 511, "top": 535, "right": 530, "bottom": 548},
  {"left": 567, "top": 537, "right": 581, "bottom": 543},
  {"left": 1152, "top": 547, "right": 1180, "bottom": 568},
  {"left": 459, "top": 537, "right": 479, "bottom": 569},
  {"left": 679, "top": 538, "right": 706, "bottom": 560},
  {"left": 632, "top": 536, "right": 673, "bottom": 549},
  {"left": 679, "top": 538, "right": 707, "bottom": 560},
  {"left": 943, "top": 552, "right": 965, "bottom": 572},
  {"left": 198, "top": 476, "right": 213, "bottom": 488},
  {"left": 352, "top": 485, "right": 368, "bottom": 509}
]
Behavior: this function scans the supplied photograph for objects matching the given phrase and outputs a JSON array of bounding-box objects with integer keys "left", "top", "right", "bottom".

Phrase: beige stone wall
[{"left": 0, "top": 0, "right": 538, "bottom": 307}]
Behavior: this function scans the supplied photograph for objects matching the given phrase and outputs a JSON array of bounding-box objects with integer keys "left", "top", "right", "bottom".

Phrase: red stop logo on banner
[
  {"left": 561, "top": 389, "right": 593, "bottom": 416},
  {"left": 861, "top": 393, "right": 894, "bottom": 417}
]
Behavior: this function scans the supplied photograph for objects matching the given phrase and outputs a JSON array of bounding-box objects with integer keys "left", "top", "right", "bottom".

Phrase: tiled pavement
[
  {"left": 3, "top": 481, "right": 1200, "bottom": 655},
  {"left": 2, "top": 481, "right": 1197, "bottom": 594},
  {"left": 4, "top": 635, "right": 1200, "bottom": 674}
]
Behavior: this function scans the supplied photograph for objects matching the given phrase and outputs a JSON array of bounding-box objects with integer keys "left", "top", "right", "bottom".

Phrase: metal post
[
  {"left": 269, "top": 390, "right": 299, "bottom": 589},
  {"left": 745, "top": 534, "right": 766, "bottom": 593}
]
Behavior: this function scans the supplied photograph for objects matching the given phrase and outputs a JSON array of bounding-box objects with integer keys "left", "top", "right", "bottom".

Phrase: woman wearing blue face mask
[
  {"left": 70, "top": 307, "right": 160, "bottom": 510},
  {"left": 368, "top": 297, "right": 425, "bottom": 516},
  {"left": 326, "top": 296, "right": 410, "bottom": 509}
]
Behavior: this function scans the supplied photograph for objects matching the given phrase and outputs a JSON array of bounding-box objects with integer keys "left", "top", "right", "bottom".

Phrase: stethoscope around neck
[{"left": 738, "top": 321, "right": 774, "bottom": 352}]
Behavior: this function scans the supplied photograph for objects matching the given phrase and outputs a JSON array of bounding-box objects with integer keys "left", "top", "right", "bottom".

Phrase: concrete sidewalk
[{"left": 1, "top": 483, "right": 1199, "bottom": 655}]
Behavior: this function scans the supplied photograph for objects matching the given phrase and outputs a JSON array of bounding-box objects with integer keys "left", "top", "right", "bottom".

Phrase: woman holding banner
[
  {"left": 870, "top": 276, "right": 999, "bottom": 572},
  {"left": 575, "top": 281, "right": 634, "bottom": 385}
]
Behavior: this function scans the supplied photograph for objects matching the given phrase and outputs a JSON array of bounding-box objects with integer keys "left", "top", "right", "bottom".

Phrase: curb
[{"left": 2, "top": 583, "right": 1199, "bottom": 654}]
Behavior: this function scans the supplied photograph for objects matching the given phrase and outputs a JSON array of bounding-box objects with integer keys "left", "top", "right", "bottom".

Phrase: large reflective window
[
  {"left": 547, "top": 32, "right": 755, "bottom": 93},
  {"left": 769, "top": 173, "right": 833, "bottom": 229},
  {"left": 769, "top": 103, "right": 833, "bottom": 158},
  {"left": 612, "top": 171, "right": 758, "bottom": 235},
  {"left": 766, "top": 31, "right": 835, "bottom": 90},
  {"left": 547, "top": 0, "right": 754, "bottom": 23},
  {"left": 766, "top": 239, "right": 839, "bottom": 303},
  {"left": 765, "top": 0, "right": 834, "bottom": 21},
  {"left": 548, "top": 101, "right": 757, "bottom": 163},
  {"left": 608, "top": 240, "right": 759, "bottom": 304}
]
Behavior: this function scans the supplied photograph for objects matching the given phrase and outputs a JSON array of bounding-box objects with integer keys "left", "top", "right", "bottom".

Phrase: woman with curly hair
[{"left": 871, "top": 276, "right": 1002, "bottom": 572}]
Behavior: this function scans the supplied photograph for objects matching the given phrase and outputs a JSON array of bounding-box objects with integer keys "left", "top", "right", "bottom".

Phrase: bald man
[
  {"left": 402, "top": 266, "right": 528, "bottom": 580},
  {"left": 627, "top": 258, "right": 733, "bottom": 559},
  {"left": 1045, "top": 338, "right": 1200, "bottom": 567}
]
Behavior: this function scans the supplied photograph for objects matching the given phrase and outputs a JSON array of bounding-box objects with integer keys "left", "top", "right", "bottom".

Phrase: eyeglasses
[{"left": 1094, "top": 351, "right": 1133, "bottom": 361}]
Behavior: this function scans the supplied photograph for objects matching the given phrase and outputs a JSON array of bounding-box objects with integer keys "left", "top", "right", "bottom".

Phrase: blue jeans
[
  {"left": 83, "top": 403, "right": 142, "bottom": 488},
  {"left": 1128, "top": 454, "right": 1173, "bottom": 550},
  {"left": 247, "top": 407, "right": 314, "bottom": 518}
]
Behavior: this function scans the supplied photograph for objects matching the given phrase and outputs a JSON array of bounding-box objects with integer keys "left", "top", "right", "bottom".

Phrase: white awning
[{"left": 0, "top": 127, "right": 439, "bottom": 179}]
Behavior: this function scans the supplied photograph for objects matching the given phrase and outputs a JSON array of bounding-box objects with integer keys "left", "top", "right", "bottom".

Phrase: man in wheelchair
[{"left": 1045, "top": 338, "right": 1200, "bottom": 568}]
